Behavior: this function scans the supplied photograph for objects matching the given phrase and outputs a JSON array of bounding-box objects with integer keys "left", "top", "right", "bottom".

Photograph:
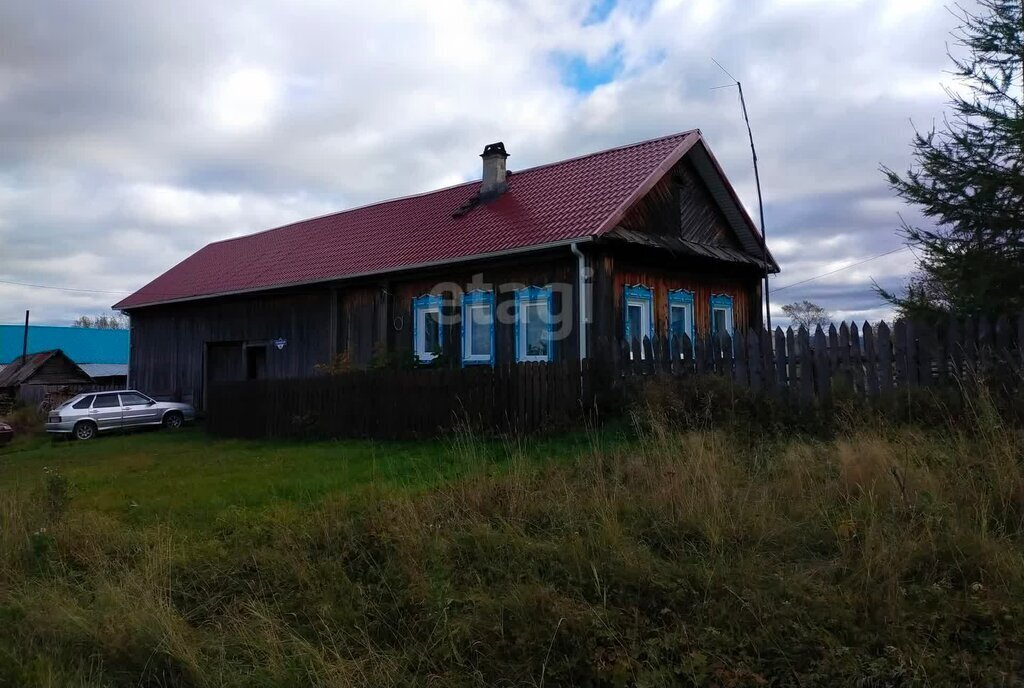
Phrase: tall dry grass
[{"left": 1, "top": 391, "right": 1023, "bottom": 686}]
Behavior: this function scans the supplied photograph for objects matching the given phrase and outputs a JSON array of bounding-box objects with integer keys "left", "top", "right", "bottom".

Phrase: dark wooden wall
[
  {"left": 29, "top": 355, "right": 94, "bottom": 386},
  {"left": 128, "top": 253, "right": 580, "bottom": 409},
  {"left": 128, "top": 153, "right": 768, "bottom": 405},
  {"left": 129, "top": 290, "right": 333, "bottom": 408},
  {"left": 336, "top": 285, "right": 385, "bottom": 367},
  {"left": 339, "top": 251, "right": 577, "bottom": 368}
]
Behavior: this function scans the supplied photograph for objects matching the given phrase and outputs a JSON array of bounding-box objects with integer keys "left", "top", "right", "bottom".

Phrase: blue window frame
[
  {"left": 412, "top": 294, "right": 443, "bottom": 363},
  {"left": 461, "top": 290, "right": 494, "bottom": 366},
  {"left": 515, "top": 286, "right": 553, "bottom": 363},
  {"left": 710, "top": 293, "right": 734, "bottom": 340},
  {"left": 668, "top": 289, "right": 695, "bottom": 352},
  {"left": 623, "top": 285, "right": 654, "bottom": 359}
]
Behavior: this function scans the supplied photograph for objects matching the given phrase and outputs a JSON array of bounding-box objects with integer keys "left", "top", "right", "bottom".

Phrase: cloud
[{"left": 0, "top": 0, "right": 972, "bottom": 325}]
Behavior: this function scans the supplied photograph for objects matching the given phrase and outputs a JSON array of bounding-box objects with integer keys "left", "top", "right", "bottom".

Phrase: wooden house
[
  {"left": 0, "top": 349, "right": 95, "bottom": 410},
  {"left": 0, "top": 325, "right": 129, "bottom": 393},
  {"left": 115, "top": 131, "right": 779, "bottom": 408}
]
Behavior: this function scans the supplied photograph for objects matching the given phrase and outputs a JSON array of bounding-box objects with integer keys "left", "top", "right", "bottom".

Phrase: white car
[{"left": 46, "top": 390, "right": 196, "bottom": 440}]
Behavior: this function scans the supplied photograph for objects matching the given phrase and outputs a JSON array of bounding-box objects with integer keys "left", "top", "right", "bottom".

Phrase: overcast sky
[{"left": 0, "top": 0, "right": 969, "bottom": 326}]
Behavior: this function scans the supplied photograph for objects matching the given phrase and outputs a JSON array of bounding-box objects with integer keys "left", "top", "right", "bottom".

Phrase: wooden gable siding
[
  {"left": 129, "top": 290, "right": 332, "bottom": 407},
  {"left": 22, "top": 354, "right": 92, "bottom": 387},
  {"left": 617, "top": 158, "right": 741, "bottom": 249},
  {"left": 31, "top": 355, "right": 90, "bottom": 386}
]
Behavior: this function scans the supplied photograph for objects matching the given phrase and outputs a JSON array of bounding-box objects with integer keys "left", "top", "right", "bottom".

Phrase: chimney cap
[{"left": 480, "top": 142, "right": 509, "bottom": 159}]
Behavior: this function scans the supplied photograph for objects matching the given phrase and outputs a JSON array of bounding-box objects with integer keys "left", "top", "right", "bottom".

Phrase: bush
[
  {"left": 621, "top": 361, "right": 1024, "bottom": 441},
  {"left": 1, "top": 405, "right": 44, "bottom": 437}
]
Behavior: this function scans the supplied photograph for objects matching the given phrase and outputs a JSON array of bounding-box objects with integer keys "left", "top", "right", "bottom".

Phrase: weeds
[
  {"left": 1, "top": 405, "right": 44, "bottom": 437},
  {"left": 0, "top": 400, "right": 1023, "bottom": 685}
]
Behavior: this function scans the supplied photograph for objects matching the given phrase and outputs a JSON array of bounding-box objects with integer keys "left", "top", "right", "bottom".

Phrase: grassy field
[
  {"left": 1, "top": 404, "right": 1023, "bottom": 686},
  {"left": 0, "top": 428, "right": 597, "bottom": 532}
]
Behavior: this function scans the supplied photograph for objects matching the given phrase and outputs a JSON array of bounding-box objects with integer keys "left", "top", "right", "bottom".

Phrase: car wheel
[
  {"left": 163, "top": 412, "right": 184, "bottom": 429},
  {"left": 73, "top": 420, "right": 97, "bottom": 441}
]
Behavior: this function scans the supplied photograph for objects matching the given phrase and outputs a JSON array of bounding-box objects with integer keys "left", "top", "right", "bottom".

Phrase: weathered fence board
[
  {"left": 863, "top": 322, "right": 879, "bottom": 397},
  {"left": 207, "top": 361, "right": 588, "bottom": 440},
  {"left": 850, "top": 323, "right": 863, "bottom": 395},
  {"left": 774, "top": 327, "right": 787, "bottom": 391},
  {"left": 207, "top": 315, "right": 1022, "bottom": 440}
]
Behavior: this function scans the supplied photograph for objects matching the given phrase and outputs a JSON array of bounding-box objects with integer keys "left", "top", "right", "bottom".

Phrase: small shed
[{"left": 0, "top": 349, "right": 95, "bottom": 410}]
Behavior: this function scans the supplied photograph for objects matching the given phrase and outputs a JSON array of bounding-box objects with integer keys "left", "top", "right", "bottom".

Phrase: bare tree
[
  {"left": 781, "top": 300, "right": 831, "bottom": 330},
  {"left": 72, "top": 313, "right": 128, "bottom": 329}
]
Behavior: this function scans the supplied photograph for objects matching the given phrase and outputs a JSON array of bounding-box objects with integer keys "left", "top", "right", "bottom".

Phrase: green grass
[
  {"left": 1, "top": 404, "right": 1023, "bottom": 686},
  {"left": 0, "top": 426, "right": 612, "bottom": 532}
]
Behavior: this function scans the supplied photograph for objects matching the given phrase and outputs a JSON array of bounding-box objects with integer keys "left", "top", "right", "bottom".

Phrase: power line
[
  {"left": 0, "top": 277, "right": 129, "bottom": 295},
  {"left": 772, "top": 246, "right": 911, "bottom": 293}
]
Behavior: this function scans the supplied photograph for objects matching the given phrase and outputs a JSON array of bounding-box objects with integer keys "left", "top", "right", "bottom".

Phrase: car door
[
  {"left": 119, "top": 392, "right": 161, "bottom": 426},
  {"left": 88, "top": 393, "right": 123, "bottom": 431}
]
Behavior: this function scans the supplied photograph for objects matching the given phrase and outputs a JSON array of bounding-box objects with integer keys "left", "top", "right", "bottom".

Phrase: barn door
[{"left": 203, "top": 341, "right": 244, "bottom": 409}]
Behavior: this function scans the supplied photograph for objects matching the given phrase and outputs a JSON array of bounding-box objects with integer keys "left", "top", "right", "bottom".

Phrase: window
[
  {"left": 412, "top": 294, "right": 443, "bottom": 362},
  {"left": 92, "top": 393, "right": 119, "bottom": 409},
  {"left": 710, "top": 293, "right": 735, "bottom": 340},
  {"left": 461, "top": 290, "right": 494, "bottom": 365},
  {"left": 72, "top": 395, "right": 95, "bottom": 410},
  {"left": 623, "top": 285, "right": 653, "bottom": 359},
  {"left": 119, "top": 392, "right": 151, "bottom": 406},
  {"left": 515, "top": 286, "right": 553, "bottom": 362},
  {"left": 668, "top": 289, "right": 695, "bottom": 353}
]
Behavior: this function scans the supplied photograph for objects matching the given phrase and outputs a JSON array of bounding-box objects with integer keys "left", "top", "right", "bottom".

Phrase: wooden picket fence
[
  {"left": 207, "top": 362, "right": 586, "bottom": 440},
  {"left": 610, "top": 314, "right": 1024, "bottom": 404},
  {"left": 206, "top": 314, "right": 1023, "bottom": 440}
]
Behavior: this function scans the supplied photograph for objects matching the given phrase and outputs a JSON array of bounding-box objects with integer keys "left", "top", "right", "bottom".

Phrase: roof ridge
[
  {"left": 507, "top": 129, "right": 699, "bottom": 176},
  {"left": 204, "top": 129, "right": 699, "bottom": 248}
]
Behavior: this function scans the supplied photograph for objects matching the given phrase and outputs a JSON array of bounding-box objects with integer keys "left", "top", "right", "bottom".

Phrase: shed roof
[
  {"left": 0, "top": 350, "right": 93, "bottom": 388},
  {"left": 79, "top": 363, "right": 128, "bottom": 379},
  {"left": 116, "top": 131, "right": 777, "bottom": 310}
]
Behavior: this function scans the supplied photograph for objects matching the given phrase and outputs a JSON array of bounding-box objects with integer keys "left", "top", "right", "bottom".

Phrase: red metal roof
[{"left": 117, "top": 131, "right": 713, "bottom": 310}]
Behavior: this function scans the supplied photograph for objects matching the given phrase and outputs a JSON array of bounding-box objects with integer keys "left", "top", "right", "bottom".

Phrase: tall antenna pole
[
  {"left": 712, "top": 60, "right": 772, "bottom": 330},
  {"left": 737, "top": 82, "right": 772, "bottom": 331}
]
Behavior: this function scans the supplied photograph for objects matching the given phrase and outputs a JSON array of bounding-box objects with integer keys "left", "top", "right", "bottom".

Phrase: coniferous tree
[{"left": 880, "top": 0, "right": 1024, "bottom": 319}]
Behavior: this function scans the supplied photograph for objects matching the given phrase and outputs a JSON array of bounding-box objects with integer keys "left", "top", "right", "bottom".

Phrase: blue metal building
[{"left": 0, "top": 325, "right": 129, "bottom": 365}]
